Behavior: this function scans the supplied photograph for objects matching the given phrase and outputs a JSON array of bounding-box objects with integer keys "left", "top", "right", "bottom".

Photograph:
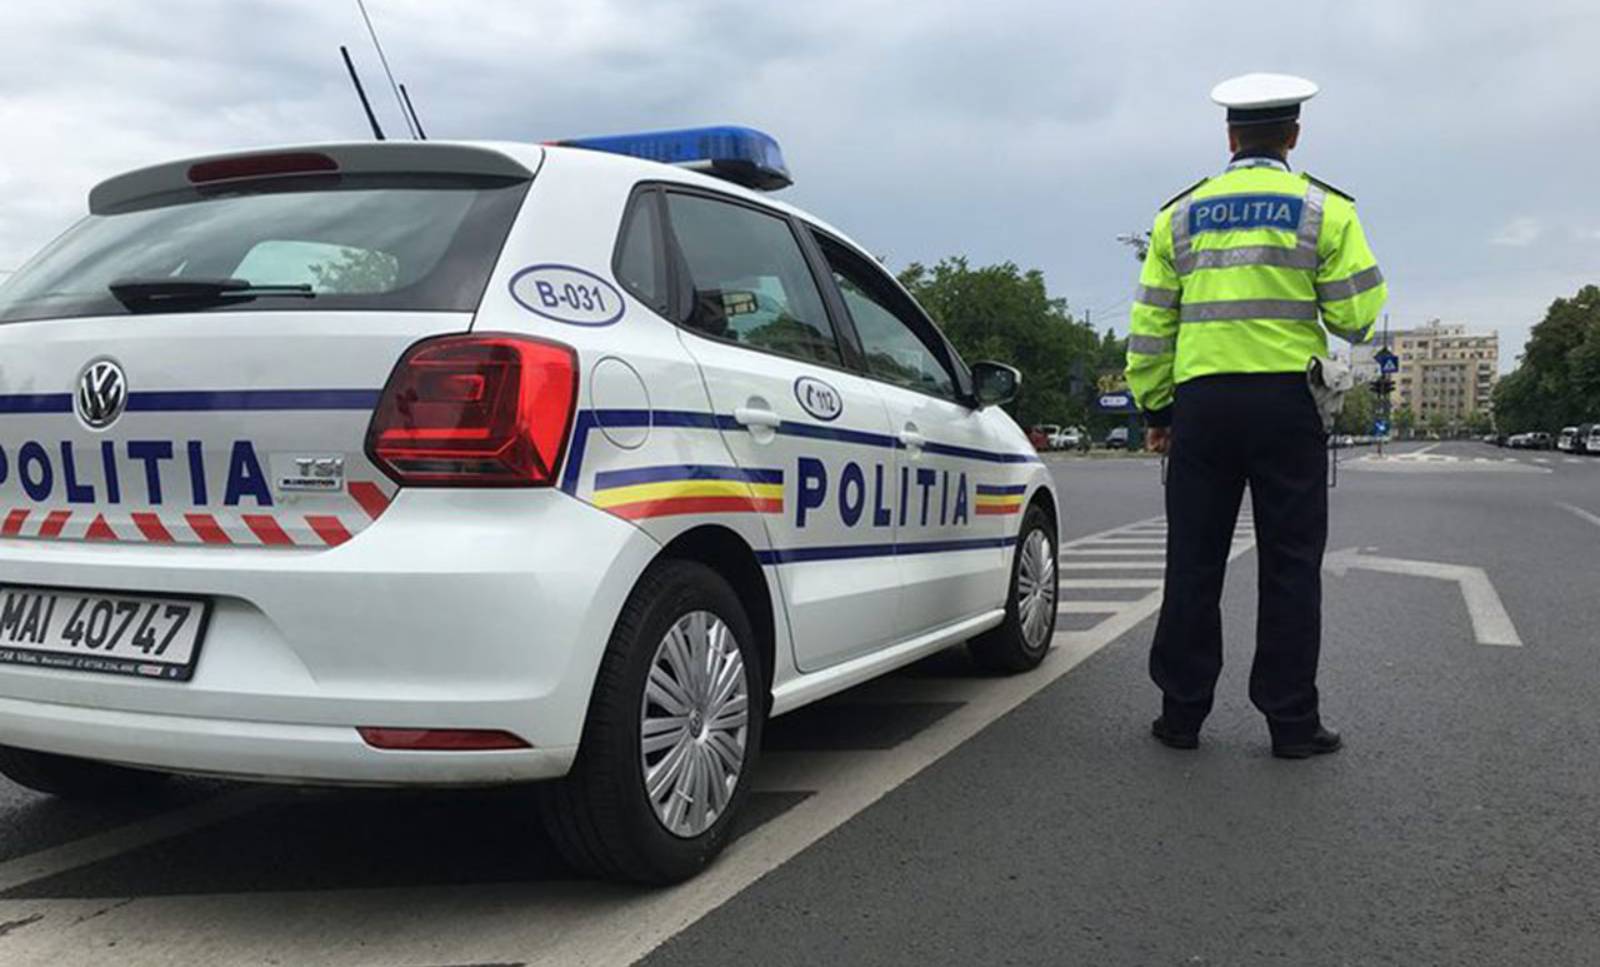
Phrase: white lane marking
[
  {"left": 0, "top": 790, "right": 269, "bottom": 894},
  {"left": 1060, "top": 578, "right": 1164, "bottom": 589},
  {"left": 1323, "top": 548, "right": 1522, "bottom": 647},
  {"left": 1060, "top": 548, "right": 1168, "bottom": 556},
  {"left": 1533, "top": 458, "right": 1551, "bottom": 464},
  {"left": 1557, "top": 502, "right": 1600, "bottom": 530},
  {"left": 1058, "top": 600, "right": 1136, "bottom": 613},
  {"left": 1057, "top": 561, "right": 1166, "bottom": 570}
]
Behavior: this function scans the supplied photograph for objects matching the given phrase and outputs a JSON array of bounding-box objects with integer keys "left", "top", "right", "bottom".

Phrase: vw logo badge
[{"left": 76, "top": 359, "right": 128, "bottom": 429}]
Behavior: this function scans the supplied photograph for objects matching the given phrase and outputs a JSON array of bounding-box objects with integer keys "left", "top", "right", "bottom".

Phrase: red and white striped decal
[{"left": 0, "top": 481, "right": 396, "bottom": 548}]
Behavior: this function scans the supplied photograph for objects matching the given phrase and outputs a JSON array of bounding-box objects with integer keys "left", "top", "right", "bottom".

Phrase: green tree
[
  {"left": 897, "top": 258, "right": 1110, "bottom": 429},
  {"left": 1334, "top": 383, "right": 1376, "bottom": 436},
  {"left": 1492, "top": 284, "right": 1600, "bottom": 431},
  {"left": 1393, "top": 407, "right": 1416, "bottom": 438}
]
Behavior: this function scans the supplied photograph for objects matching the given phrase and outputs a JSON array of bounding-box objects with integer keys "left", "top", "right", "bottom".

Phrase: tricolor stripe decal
[
  {"left": 974, "top": 483, "right": 1026, "bottom": 516},
  {"left": 592, "top": 465, "right": 784, "bottom": 521}
]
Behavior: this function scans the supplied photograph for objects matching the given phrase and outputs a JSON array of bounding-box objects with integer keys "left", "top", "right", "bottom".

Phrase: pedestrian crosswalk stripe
[{"left": 1060, "top": 578, "right": 1165, "bottom": 588}]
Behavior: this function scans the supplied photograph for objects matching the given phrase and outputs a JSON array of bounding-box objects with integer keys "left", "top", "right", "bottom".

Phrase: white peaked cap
[{"left": 1210, "top": 73, "right": 1319, "bottom": 125}]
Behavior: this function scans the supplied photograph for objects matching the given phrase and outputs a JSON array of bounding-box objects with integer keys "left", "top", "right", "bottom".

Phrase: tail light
[{"left": 366, "top": 333, "right": 578, "bottom": 487}]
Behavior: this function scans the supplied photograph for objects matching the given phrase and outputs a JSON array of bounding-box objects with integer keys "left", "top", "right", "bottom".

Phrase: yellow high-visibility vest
[{"left": 1125, "top": 158, "right": 1387, "bottom": 418}]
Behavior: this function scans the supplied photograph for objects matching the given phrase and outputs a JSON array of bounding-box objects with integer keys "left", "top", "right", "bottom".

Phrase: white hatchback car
[{"left": 0, "top": 128, "right": 1059, "bottom": 882}]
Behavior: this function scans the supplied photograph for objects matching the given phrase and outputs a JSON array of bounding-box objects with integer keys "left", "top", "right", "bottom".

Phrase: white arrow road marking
[
  {"left": 1323, "top": 548, "right": 1522, "bottom": 647},
  {"left": 1557, "top": 501, "right": 1600, "bottom": 530}
]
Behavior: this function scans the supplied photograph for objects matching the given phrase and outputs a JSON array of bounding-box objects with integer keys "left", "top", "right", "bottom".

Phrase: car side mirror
[{"left": 970, "top": 361, "right": 1020, "bottom": 408}]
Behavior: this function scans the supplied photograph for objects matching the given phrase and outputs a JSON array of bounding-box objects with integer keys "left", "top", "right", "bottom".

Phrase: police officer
[{"left": 1125, "top": 74, "right": 1387, "bottom": 759}]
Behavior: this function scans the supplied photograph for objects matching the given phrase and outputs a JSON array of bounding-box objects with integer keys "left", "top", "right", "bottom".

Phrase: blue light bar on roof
[{"left": 553, "top": 125, "right": 792, "bottom": 191}]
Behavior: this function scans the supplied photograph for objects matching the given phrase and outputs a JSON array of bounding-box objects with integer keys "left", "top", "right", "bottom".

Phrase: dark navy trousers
[{"left": 1149, "top": 372, "right": 1329, "bottom": 743}]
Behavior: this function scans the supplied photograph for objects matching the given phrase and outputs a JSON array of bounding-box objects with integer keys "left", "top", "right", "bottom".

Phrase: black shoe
[
  {"left": 1151, "top": 716, "right": 1200, "bottom": 750},
  {"left": 1272, "top": 726, "right": 1343, "bottom": 760}
]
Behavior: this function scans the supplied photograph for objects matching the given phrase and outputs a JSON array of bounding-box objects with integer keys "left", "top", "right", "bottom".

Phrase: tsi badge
[{"left": 274, "top": 453, "right": 346, "bottom": 494}]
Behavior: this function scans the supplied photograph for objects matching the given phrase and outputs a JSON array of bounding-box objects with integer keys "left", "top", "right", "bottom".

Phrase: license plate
[{"left": 0, "top": 585, "right": 210, "bottom": 681}]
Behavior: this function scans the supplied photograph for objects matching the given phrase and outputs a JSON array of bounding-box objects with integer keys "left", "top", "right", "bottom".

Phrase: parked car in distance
[
  {"left": 1105, "top": 427, "right": 1130, "bottom": 450},
  {"left": 1557, "top": 426, "right": 1579, "bottom": 452},
  {"left": 1030, "top": 424, "right": 1061, "bottom": 450},
  {"left": 1052, "top": 426, "right": 1083, "bottom": 450},
  {"left": 1028, "top": 426, "right": 1050, "bottom": 451},
  {"left": 1581, "top": 423, "right": 1600, "bottom": 455}
]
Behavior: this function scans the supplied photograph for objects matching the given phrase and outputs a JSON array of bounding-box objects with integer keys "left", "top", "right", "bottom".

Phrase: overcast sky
[{"left": 4, "top": 0, "right": 1598, "bottom": 368}]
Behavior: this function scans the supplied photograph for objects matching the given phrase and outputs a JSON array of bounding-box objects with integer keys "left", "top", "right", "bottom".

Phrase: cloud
[
  {"left": 1, "top": 0, "right": 1598, "bottom": 369},
  {"left": 1490, "top": 217, "right": 1544, "bottom": 247}
]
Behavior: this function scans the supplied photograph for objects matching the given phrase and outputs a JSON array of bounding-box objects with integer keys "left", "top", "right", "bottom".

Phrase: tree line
[{"left": 1492, "top": 284, "right": 1600, "bottom": 432}]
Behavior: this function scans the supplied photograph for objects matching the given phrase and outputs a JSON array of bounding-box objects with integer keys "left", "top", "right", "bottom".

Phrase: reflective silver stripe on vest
[
  {"left": 1179, "top": 299, "right": 1319, "bottom": 323},
  {"left": 1186, "top": 245, "right": 1319, "bottom": 271},
  {"left": 1297, "top": 185, "right": 1326, "bottom": 265},
  {"left": 1135, "top": 284, "right": 1180, "bottom": 309},
  {"left": 1170, "top": 193, "right": 1196, "bottom": 274},
  {"left": 1316, "top": 265, "right": 1385, "bottom": 302},
  {"left": 1327, "top": 324, "right": 1373, "bottom": 346},
  {"left": 1128, "top": 334, "right": 1175, "bottom": 355}
]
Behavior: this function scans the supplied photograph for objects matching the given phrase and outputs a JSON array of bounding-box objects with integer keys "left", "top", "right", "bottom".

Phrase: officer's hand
[{"left": 1146, "top": 427, "right": 1172, "bottom": 454}]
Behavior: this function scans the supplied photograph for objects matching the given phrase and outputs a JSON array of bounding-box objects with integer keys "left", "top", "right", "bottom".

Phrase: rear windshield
[{"left": 0, "top": 173, "right": 528, "bottom": 323}]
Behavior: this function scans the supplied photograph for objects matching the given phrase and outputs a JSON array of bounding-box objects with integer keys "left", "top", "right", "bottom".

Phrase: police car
[{"left": 0, "top": 128, "right": 1058, "bottom": 882}]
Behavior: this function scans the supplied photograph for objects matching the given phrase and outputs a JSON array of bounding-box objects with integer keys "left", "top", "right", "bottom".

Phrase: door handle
[
  {"left": 734, "top": 406, "right": 782, "bottom": 429},
  {"left": 899, "top": 427, "right": 926, "bottom": 450}
]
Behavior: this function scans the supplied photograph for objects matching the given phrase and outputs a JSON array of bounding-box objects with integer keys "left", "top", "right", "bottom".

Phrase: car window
[
  {"left": 812, "top": 232, "right": 959, "bottom": 400},
  {"left": 0, "top": 173, "right": 527, "bottom": 323},
  {"left": 663, "top": 192, "right": 841, "bottom": 367},
  {"left": 233, "top": 240, "right": 400, "bottom": 294},
  {"left": 614, "top": 191, "right": 666, "bottom": 311}
]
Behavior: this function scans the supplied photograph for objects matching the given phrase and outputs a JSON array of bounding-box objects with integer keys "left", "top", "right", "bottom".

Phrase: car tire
[
  {"left": 0, "top": 745, "right": 168, "bottom": 799},
  {"left": 539, "top": 559, "right": 765, "bottom": 884},
  {"left": 969, "top": 503, "right": 1057, "bottom": 674}
]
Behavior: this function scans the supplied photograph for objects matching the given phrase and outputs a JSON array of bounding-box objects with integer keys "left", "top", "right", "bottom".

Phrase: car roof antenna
[
  {"left": 339, "top": 45, "right": 386, "bottom": 140},
  {"left": 399, "top": 83, "right": 427, "bottom": 140},
  {"left": 354, "top": 0, "right": 419, "bottom": 139}
]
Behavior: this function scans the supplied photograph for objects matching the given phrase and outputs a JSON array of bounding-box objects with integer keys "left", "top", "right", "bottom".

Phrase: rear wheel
[
  {"left": 540, "top": 559, "right": 764, "bottom": 884},
  {"left": 969, "top": 503, "right": 1057, "bottom": 673},
  {"left": 0, "top": 746, "right": 169, "bottom": 799}
]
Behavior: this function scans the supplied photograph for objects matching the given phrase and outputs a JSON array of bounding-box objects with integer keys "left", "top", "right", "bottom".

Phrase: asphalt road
[{"left": 0, "top": 441, "right": 1597, "bottom": 965}]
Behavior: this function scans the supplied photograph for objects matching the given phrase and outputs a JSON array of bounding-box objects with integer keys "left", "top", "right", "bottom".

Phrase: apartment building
[{"left": 1385, "top": 320, "right": 1499, "bottom": 423}]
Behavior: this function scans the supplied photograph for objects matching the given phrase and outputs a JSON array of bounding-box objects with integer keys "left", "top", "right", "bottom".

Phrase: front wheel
[
  {"left": 969, "top": 503, "right": 1057, "bottom": 673},
  {"left": 540, "top": 559, "right": 764, "bottom": 884}
]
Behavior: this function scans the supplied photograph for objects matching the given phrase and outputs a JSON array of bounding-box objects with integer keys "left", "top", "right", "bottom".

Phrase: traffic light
[{"left": 1369, "top": 377, "right": 1394, "bottom": 398}]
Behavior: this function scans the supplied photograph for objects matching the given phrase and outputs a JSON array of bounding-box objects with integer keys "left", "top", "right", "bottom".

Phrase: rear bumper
[
  {"left": 0, "top": 488, "right": 660, "bottom": 785},
  {"left": 0, "top": 694, "right": 576, "bottom": 785}
]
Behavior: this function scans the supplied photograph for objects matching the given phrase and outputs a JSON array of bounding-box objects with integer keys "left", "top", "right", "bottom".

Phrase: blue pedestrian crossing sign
[
  {"left": 1374, "top": 418, "right": 1390, "bottom": 435},
  {"left": 1375, "top": 348, "right": 1400, "bottom": 375}
]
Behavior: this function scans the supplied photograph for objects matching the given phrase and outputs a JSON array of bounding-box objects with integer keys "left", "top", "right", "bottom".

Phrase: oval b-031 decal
[
  {"left": 794, "top": 375, "right": 843, "bottom": 422},
  {"left": 509, "top": 264, "right": 626, "bottom": 326}
]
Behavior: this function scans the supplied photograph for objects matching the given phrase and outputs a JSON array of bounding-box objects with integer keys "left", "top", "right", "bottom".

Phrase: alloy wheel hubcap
[
  {"left": 639, "top": 610, "right": 750, "bottom": 838},
  {"left": 1016, "top": 528, "right": 1057, "bottom": 649}
]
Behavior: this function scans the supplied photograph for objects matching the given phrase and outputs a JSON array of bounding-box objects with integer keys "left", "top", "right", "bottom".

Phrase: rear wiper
[{"left": 108, "top": 276, "right": 315, "bottom": 310}]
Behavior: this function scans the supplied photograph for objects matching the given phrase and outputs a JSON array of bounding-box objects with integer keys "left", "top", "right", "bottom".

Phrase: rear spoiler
[{"left": 89, "top": 142, "right": 538, "bottom": 214}]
